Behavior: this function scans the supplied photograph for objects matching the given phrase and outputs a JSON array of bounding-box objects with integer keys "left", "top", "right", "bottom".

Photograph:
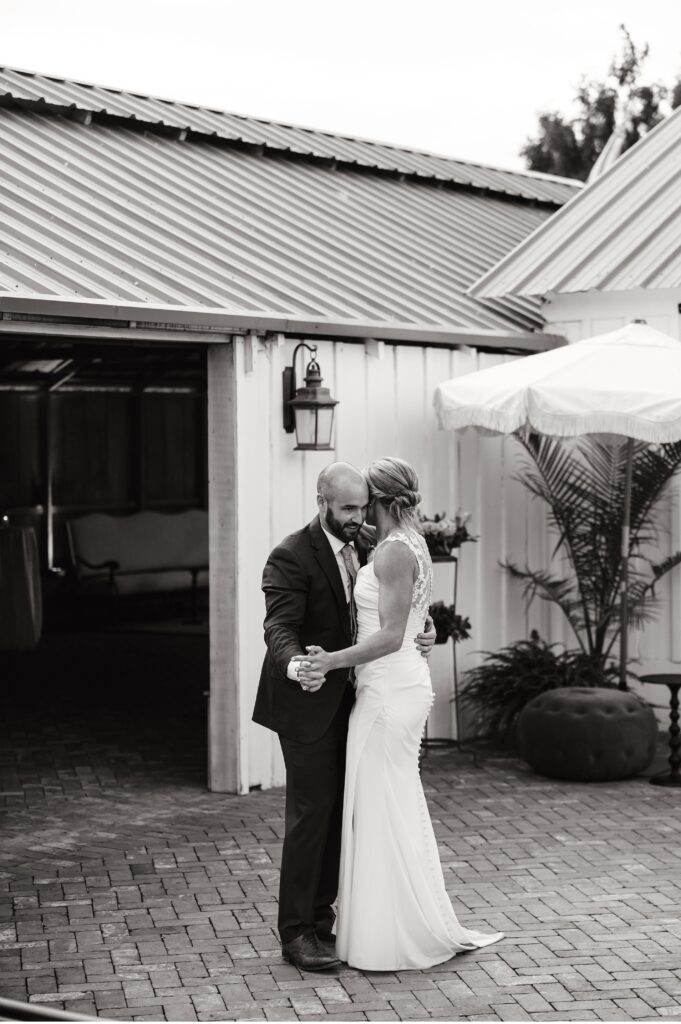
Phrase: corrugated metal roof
[
  {"left": 0, "top": 107, "right": 555, "bottom": 333},
  {"left": 470, "top": 105, "right": 681, "bottom": 298},
  {"left": 0, "top": 65, "right": 580, "bottom": 207}
]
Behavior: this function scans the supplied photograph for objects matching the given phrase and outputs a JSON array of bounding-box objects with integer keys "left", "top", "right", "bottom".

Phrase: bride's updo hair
[{"left": 364, "top": 457, "right": 421, "bottom": 525}]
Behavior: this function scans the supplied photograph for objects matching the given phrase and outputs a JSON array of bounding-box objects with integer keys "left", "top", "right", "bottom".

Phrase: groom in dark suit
[{"left": 253, "top": 462, "right": 435, "bottom": 970}]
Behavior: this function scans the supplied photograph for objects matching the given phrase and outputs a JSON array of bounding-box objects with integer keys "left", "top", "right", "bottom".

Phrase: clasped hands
[
  {"left": 294, "top": 646, "right": 332, "bottom": 692},
  {"left": 293, "top": 615, "right": 437, "bottom": 693}
]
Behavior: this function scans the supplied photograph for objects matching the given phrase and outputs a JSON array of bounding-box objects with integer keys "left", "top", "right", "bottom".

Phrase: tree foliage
[{"left": 522, "top": 26, "right": 681, "bottom": 180}]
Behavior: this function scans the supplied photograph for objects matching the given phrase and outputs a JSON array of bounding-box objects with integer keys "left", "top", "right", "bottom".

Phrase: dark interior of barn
[{"left": 0, "top": 334, "right": 209, "bottom": 786}]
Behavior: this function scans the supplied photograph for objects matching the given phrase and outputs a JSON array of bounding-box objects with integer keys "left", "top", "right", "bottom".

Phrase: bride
[{"left": 303, "top": 456, "right": 503, "bottom": 971}]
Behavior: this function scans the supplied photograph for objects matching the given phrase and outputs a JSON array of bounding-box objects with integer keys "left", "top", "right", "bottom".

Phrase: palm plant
[{"left": 505, "top": 431, "right": 681, "bottom": 678}]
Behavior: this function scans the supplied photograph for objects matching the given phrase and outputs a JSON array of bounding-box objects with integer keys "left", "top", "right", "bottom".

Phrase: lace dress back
[
  {"left": 380, "top": 528, "right": 433, "bottom": 620},
  {"left": 353, "top": 528, "right": 432, "bottom": 650}
]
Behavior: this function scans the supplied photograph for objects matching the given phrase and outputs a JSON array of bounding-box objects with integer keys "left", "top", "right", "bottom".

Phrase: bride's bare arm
[{"left": 303, "top": 542, "right": 415, "bottom": 675}]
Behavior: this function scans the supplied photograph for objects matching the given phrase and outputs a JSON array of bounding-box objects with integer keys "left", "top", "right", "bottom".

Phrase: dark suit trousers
[{"left": 277, "top": 689, "right": 353, "bottom": 944}]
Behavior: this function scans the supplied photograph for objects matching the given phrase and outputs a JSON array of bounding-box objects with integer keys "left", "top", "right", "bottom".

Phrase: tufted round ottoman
[{"left": 517, "top": 687, "right": 658, "bottom": 782}]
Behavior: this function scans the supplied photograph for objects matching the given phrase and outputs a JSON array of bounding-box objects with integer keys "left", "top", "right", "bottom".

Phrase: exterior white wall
[
  {"left": 234, "top": 335, "right": 554, "bottom": 790},
  {"left": 229, "top": 289, "right": 681, "bottom": 790},
  {"left": 545, "top": 287, "right": 681, "bottom": 345},
  {"left": 544, "top": 287, "right": 681, "bottom": 712}
]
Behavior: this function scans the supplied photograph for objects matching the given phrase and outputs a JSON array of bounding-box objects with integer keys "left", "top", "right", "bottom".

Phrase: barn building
[{"left": 0, "top": 66, "right": 580, "bottom": 791}]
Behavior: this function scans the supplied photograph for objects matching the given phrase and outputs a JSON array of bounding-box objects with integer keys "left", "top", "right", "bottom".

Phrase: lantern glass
[
  {"left": 292, "top": 403, "right": 336, "bottom": 450},
  {"left": 294, "top": 407, "right": 318, "bottom": 448},
  {"left": 315, "top": 406, "right": 335, "bottom": 447}
]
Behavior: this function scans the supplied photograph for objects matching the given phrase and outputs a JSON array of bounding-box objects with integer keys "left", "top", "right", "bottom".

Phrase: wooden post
[{"left": 207, "top": 343, "right": 243, "bottom": 793}]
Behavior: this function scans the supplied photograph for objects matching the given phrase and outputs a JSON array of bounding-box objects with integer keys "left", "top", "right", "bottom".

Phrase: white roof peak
[{"left": 470, "top": 105, "right": 681, "bottom": 299}]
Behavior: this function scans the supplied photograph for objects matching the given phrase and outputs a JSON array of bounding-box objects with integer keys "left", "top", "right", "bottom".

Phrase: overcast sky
[{"left": 2, "top": 0, "right": 680, "bottom": 170}]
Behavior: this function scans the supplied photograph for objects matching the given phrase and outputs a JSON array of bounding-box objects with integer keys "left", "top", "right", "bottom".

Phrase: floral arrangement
[
  {"left": 419, "top": 509, "right": 477, "bottom": 557},
  {"left": 429, "top": 603, "right": 472, "bottom": 645}
]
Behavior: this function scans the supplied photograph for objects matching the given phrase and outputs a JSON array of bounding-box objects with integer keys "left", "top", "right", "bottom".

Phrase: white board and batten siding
[
  {"left": 545, "top": 287, "right": 681, "bottom": 701},
  {"left": 225, "top": 334, "right": 553, "bottom": 792}
]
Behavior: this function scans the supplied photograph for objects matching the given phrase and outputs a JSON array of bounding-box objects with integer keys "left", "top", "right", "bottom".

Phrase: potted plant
[
  {"left": 460, "top": 629, "right": 620, "bottom": 742},
  {"left": 419, "top": 509, "right": 477, "bottom": 558},
  {"left": 504, "top": 432, "right": 681, "bottom": 684},
  {"left": 429, "top": 601, "right": 471, "bottom": 645},
  {"left": 459, "top": 432, "right": 681, "bottom": 779},
  {"left": 459, "top": 630, "right": 657, "bottom": 780}
]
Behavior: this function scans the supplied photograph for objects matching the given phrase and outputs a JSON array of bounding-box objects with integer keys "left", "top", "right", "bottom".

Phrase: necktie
[{"left": 340, "top": 543, "right": 358, "bottom": 642}]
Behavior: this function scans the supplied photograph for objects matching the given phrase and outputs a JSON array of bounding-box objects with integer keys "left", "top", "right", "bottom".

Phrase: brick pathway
[{"left": 2, "top": 635, "right": 681, "bottom": 1021}]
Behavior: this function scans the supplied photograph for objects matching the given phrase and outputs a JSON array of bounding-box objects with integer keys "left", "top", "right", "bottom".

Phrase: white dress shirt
[{"left": 287, "top": 524, "right": 360, "bottom": 681}]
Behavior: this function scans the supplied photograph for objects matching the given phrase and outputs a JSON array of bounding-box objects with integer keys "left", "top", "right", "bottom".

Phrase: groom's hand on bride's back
[{"left": 415, "top": 615, "right": 436, "bottom": 660}]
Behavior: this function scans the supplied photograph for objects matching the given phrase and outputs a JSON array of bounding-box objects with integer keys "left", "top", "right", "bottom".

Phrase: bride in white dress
[{"left": 304, "top": 457, "right": 503, "bottom": 971}]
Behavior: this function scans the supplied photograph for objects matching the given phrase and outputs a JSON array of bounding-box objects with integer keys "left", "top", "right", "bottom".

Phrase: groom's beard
[{"left": 324, "top": 508, "right": 362, "bottom": 544}]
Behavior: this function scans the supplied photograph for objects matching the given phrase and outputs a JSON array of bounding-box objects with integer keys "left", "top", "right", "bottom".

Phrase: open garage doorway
[{"left": 0, "top": 333, "right": 210, "bottom": 790}]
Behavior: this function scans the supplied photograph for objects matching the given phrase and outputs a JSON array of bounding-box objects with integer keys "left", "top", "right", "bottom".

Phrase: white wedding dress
[{"left": 336, "top": 528, "right": 503, "bottom": 971}]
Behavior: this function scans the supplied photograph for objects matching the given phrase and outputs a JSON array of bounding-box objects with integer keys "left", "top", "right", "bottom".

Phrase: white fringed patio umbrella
[{"left": 433, "top": 320, "right": 681, "bottom": 689}]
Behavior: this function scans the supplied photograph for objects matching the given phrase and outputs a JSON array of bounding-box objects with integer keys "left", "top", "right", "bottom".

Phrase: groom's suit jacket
[{"left": 253, "top": 515, "right": 368, "bottom": 743}]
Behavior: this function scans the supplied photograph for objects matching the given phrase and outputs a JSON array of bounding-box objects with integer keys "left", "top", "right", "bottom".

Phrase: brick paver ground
[{"left": 2, "top": 630, "right": 681, "bottom": 1022}]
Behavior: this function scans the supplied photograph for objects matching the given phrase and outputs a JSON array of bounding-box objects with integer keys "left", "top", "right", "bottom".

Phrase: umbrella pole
[{"left": 620, "top": 437, "right": 634, "bottom": 690}]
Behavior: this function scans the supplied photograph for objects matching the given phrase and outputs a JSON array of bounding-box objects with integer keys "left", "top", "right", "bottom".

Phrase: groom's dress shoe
[
  {"left": 282, "top": 931, "right": 340, "bottom": 971},
  {"left": 316, "top": 933, "right": 339, "bottom": 960},
  {"left": 315, "top": 924, "right": 335, "bottom": 944},
  {"left": 316, "top": 927, "right": 336, "bottom": 948}
]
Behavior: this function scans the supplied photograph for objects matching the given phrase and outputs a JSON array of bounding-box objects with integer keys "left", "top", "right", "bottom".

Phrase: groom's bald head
[
  {"left": 317, "top": 462, "right": 366, "bottom": 502},
  {"left": 317, "top": 462, "right": 369, "bottom": 542}
]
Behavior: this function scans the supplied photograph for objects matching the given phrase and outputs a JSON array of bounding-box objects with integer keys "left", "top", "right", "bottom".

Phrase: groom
[{"left": 253, "top": 462, "right": 435, "bottom": 971}]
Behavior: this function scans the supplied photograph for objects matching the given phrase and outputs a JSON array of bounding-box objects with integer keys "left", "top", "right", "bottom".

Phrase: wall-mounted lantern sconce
[{"left": 282, "top": 343, "right": 338, "bottom": 451}]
